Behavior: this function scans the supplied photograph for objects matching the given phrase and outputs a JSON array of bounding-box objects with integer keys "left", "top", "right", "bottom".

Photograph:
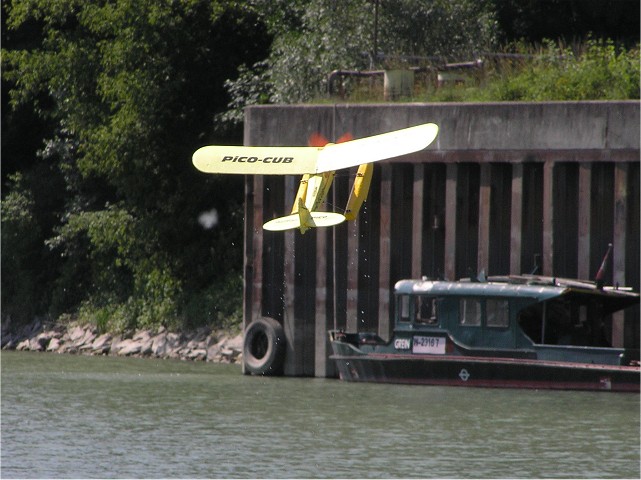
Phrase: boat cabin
[{"left": 388, "top": 275, "right": 640, "bottom": 366}]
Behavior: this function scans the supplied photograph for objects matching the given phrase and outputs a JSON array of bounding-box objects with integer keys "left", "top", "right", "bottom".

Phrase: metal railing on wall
[
  {"left": 327, "top": 50, "right": 568, "bottom": 100},
  {"left": 327, "top": 59, "right": 484, "bottom": 99}
]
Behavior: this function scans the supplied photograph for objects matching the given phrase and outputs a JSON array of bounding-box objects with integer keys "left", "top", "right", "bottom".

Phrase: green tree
[
  {"left": 221, "top": 0, "right": 498, "bottom": 118},
  {"left": 3, "top": 0, "right": 636, "bottom": 333},
  {"left": 491, "top": 0, "right": 639, "bottom": 47},
  {"left": 3, "top": 0, "right": 269, "bottom": 330}
]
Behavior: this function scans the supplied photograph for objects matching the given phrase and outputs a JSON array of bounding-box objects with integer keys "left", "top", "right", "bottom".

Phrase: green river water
[{"left": 1, "top": 351, "right": 639, "bottom": 478}]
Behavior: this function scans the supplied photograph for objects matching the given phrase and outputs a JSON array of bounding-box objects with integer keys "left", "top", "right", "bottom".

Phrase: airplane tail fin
[
  {"left": 263, "top": 199, "right": 345, "bottom": 234},
  {"left": 297, "top": 199, "right": 314, "bottom": 234}
]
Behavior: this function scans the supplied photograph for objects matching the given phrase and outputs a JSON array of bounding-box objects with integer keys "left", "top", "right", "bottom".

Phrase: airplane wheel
[{"left": 243, "top": 317, "right": 285, "bottom": 375}]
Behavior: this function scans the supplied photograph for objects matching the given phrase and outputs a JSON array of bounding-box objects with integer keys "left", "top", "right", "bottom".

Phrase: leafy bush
[
  {"left": 427, "top": 39, "right": 640, "bottom": 102},
  {"left": 182, "top": 273, "right": 244, "bottom": 333},
  {"left": 488, "top": 40, "right": 639, "bottom": 101}
]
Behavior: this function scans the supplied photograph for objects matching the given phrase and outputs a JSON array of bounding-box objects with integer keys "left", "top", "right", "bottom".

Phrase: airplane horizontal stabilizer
[{"left": 263, "top": 212, "right": 346, "bottom": 232}]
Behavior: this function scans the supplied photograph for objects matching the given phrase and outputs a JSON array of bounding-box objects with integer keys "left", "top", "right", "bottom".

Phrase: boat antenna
[
  {"left": 529, "top": 254, "right": 541, "bottom": 275},
  {"left": 595, "top": 243, "right": 613, "bottom": 290}
]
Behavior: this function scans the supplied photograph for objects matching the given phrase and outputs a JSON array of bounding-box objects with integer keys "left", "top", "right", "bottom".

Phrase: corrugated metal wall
[{"left": 242, "top": 102, "right": 640, "bottom": 377}]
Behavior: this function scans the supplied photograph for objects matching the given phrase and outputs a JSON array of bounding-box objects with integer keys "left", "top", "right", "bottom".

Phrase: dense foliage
[
  {"left": 486, "top": 40, "right": 640, "bottom": 101},
  {"left": 221, "top": 0, "right": 498, "bottom": 122},
  {"left": 2, "top": 0, "right": 268, "bottom": 331},
  {"left": 2, "top": 0, "right": 639, "bottom": 332},
  {"left": 425, "top": 39, "right": 640, "bottom": 103}
]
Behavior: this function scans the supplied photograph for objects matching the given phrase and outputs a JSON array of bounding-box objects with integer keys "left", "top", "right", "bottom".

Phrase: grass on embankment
[{"left": 327, "top": 39, "right": 640, "bottom": 104}]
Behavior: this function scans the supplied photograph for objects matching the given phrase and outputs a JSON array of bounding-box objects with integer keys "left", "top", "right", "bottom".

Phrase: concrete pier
[{"left": 242, "top": 101, "right": 640, "bottom": 377}]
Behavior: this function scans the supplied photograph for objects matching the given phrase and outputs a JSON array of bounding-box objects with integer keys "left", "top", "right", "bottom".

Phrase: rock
[
  {"left": 151, "top": 332, "right": 168, "bottom": 357},
  {"left": 133, "top": 330, "right": 151, "bottom": 342},
  {"left": 90, "top": 333, "right": 112, "bottom": 354},
  {"left": 193, "top": 327, "right": 211, "bottom": 343},
  {"left": 32, "top": 333, "right": 52, "bottom": 351},
  {"left": 74, "top": 328, "right": 97, "bottom": 349},
  {"left": 2, "top": 332, "right": 15, "bottom": 349},
  {"left": 38, "top": 330, "right": 52, "bottom": 342},
  {"left": 47, "top": 338, "right": 62, "bottom": 352},
  {"left": 221, "top": 347, "right": 240, "bottom": 363},
  {"left": 140, "top": 338, "right": 153, "bottom": 356},
  {"left": 187, "top": 349, "right": 207, "bottom": 361},
  {"left": 207, "top": 335, "right": 232, "bottom": 361},
  {"left": 215, "top": 335, "right": 229, "bottom": 346},
  {"left": 61, "top": 342, "right": 79, "bottom": 354},
  {"left": 1, "top": 317, "right": 245, "bottom": 364},
  {"left": 226, "top": 334, "right": 243, "bottom": 352},
  {"left": 117, "top": 339, "right": 141, "bottom": 356},
  {"left": 110, "top": 335, "right": 123, "bottom": 354},
  {"left": 68, "top": 325, "right": 86, "bottom": 342},
  {"left": 165, "top": 333, "right": 182, "bottom": 358},
  {"left": 131, "top": 330, "right": 153, "bottom": 355},
  {"left": 206, "top": 343, "right": 221, "bottom": 361}
]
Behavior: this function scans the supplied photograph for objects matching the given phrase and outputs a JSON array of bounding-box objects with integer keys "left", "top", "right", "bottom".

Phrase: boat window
[
  {"left": 415, "top": 296, "right": 438, "bottom": 324},
  {"left": 487, "top": 299, "right": 509, "bottom": 328},
  {"left": 459, "top": 299, "right": 482, "bottom": 326},
  {"left": 398, "top": 295, "right": 412, "bottom": 323}
]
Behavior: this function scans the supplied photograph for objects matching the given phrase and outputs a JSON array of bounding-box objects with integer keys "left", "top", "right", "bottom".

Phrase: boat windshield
[{"left": 396, "top": 294, "right": 439, "bottom": 325}]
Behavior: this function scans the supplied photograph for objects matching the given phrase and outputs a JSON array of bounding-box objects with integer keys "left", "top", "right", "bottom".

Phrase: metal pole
[
  {"left": 372, "top": 0, "right": 379, "bottom": 69},
  {"left": 541, "top": 302, "right": 547, "bottom": 344},
  {"left": 332, "top": 107, "right": 338, "bottom": 331}
]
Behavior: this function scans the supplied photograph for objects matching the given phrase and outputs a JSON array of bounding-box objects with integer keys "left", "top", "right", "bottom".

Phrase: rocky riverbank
[{"left": 1, "top": 319, "right": 244, "bottom": 364}]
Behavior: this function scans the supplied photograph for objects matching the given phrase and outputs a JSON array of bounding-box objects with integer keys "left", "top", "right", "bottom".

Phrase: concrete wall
[{"left": 242, "top": 101, "right": 640, "bottom": 377}]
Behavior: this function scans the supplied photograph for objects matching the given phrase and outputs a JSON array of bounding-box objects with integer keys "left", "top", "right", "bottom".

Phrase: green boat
[{"left": 329, "top": 275, "right": 639, "bottom": 392}]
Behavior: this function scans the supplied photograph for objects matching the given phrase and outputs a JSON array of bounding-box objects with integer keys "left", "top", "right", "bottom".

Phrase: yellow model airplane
[{"left": 192, "top": 123, "right": 439, "bottom": 233}]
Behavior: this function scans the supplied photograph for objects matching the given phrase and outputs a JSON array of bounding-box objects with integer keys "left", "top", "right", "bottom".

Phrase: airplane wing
[
  {"left": 315, "top": 123, "right": 438, "bottom": 173},
  {"left": 192, "top": 123, "right": 438, "bottom": 175},
  {"left": 192, "top": 145, "right": 321, "bottom": 175}
]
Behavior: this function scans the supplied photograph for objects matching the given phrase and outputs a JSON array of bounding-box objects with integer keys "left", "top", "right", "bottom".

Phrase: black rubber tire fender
[{"left": 243, "top": 317, "right": 286, "bottom": 375}]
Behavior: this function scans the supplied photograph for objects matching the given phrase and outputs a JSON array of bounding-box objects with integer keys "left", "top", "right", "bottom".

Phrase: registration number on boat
[{"left": 412, "top": 336, "right": 446, "bottom": 354}]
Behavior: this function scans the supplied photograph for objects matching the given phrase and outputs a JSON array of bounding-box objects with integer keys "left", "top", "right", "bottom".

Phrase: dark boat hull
[{"left": 330, "top": 345, "right": 640, "bottom": 392}]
